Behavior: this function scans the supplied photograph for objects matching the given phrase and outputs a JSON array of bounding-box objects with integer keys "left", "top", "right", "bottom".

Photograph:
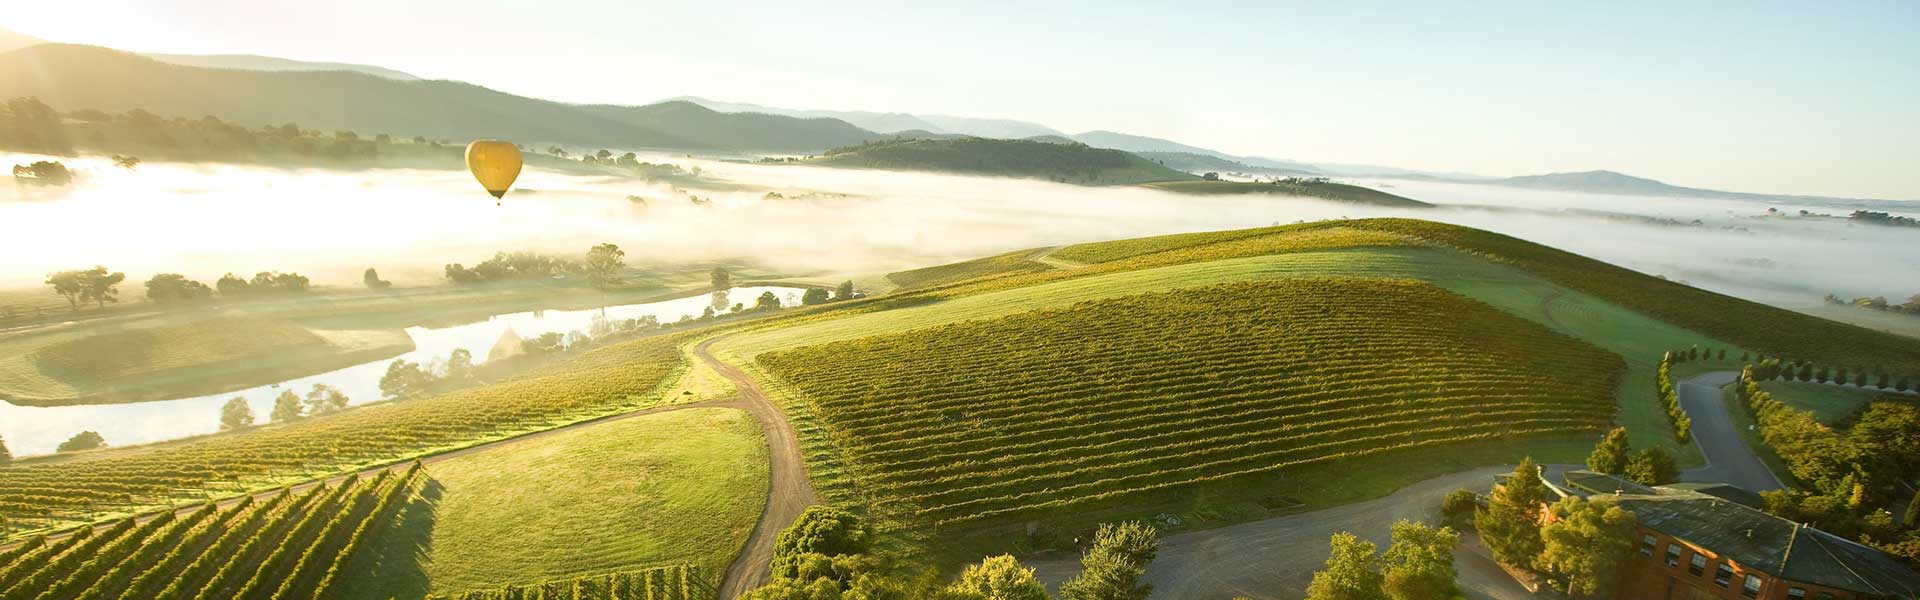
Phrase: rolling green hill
[
  {"left": 0, "top": 45, "right": 885, "bottom": 152},
  {"left": 806, "top": 137, "right": 1198, "bottom": 185},
  {"left": 1139, "top": 179, "right": 1431, "bottom": 207}
]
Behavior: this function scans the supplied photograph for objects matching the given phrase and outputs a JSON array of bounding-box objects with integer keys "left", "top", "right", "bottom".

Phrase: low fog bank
[{"left": 2, "top": 151, "right": 1915, "bottom": 319}]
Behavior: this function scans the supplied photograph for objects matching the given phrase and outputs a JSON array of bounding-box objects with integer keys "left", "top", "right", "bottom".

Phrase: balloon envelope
[{"left": 465, "top": 140, "right": 523, "bottom": 201}]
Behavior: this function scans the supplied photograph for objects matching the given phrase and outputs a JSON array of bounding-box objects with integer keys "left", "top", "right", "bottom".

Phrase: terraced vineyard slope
[
  {"left": 759, "top": 279, "right": 1621, "bottom": 527},
  {"left": 0, "top": 465, "right": 418, "bottom": 600},
  {"left": 0, "top": 332, "right": 690, "bottom": 539}
]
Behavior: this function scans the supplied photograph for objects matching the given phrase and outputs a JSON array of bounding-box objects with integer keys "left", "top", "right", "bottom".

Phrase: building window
[
  {"left": 1666, "top": 543, "right": 1681, "bottom": 567},
  {"left": 1786, "top": 588, "right": 1805, "bottom": 599},
  {"left": 1641, "top": 534, "right": 1657, "bottom": 556},
  {"left": 1715, "top": 564, "right": 1733, "bottom": 587},
  {"left": 1742, "top": 574, "right": 1762, "bottom": 598},
  {"left": 1689, "top": 553, "right": 1706, "bottom": 576}
]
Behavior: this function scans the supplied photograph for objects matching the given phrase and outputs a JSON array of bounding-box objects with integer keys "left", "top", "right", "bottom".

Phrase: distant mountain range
[{"left": 0, "top": 29, "right": 1907, "bottom": 205}]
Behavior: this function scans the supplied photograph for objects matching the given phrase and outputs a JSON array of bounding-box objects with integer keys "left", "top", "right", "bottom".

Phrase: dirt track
[{"left": 702, "top": 337, "right": 819, "bottom": 600}]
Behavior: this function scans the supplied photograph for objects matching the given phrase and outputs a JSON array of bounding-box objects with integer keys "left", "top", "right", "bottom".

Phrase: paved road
[
  {"left": 1677, "top": 371, "right": 1785, "bottom": 493},
  {"left": 702, "top": 337, "right": 819, "bottom": 600},
  {"left": 1027, "top": 466, "right": 1561, "bottom": 600}
]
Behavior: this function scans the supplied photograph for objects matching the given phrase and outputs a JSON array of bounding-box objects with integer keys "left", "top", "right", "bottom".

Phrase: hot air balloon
[{"left": 465, "top": 140, "right": 523, "bottom": 205}]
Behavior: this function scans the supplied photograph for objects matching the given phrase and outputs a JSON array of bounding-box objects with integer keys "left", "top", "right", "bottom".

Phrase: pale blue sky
[{"left": 10, "top": 1, "right": 1919, "bottom": 198}]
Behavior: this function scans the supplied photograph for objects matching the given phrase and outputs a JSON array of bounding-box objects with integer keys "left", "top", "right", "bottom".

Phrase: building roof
[
  {"left": 1558, "top": 471, "right": 1920, "bottom": 598},
  {"left": 1661, "top": 482, "right": 1766, "bottom": 510}
]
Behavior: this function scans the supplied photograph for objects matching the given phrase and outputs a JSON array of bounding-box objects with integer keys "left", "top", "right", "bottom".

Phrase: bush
[{"left": 1441, "top": 490, "right": 1478, "bottom": 530}]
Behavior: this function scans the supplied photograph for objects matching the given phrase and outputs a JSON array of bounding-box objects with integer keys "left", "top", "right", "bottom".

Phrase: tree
[
  {"left": 1537, "top": 497, "right": 1637, "bottom": 597},
  {"left": 5, "top": 97, "right": 73, "bottom": 154},
  {"left": 949, "top": 555, "right": 1050, "bottom": 600},
  {"left": 145, "top": 273, "right": 213, "bottom": 304},
  {"left": 1625, "top": 446, "right": 1679, "bottom": 485},
  {"left": 56, "top": 431, "right": 106, "bottom": 453},
  {"left": 1441, "top": 490, "right": 1478, "bottom": 530},
  {"left": 271, "top": 390, "right": 303, "bottom": 422},
  {"left": 0, "top": 434, "right": 11, "bottom": 467},
  {"left": 802, "top": 288, "right": 831, "bottom": 305},
  {"left": 1905, "top": 494, "right": 1920, "bottom": 531},
  {"left": 1585, "top": 428, "right": 1631, "bottom": 475},
  {"left": 45, "top": 270, "right": 85, "bottom": 309},
  {"left": 1476, "top": 458, "right": 1548, "bottom": 566},
  {"left": 836, "top": 280, "right": 856, "bottom": 301},
  {"left": 756, "top": 291, "right": 782, "bottom": 310},
  {"left": 585, "top": 243, "right": 626, "bottom": 288},
  {"left": 362, "top": 268, "right": 392, "bottom": 290},
  {"left": 217, "top": 273, "right": 252, "bottom": 295},
  {"left": 710, "top": 267, "right": 733, "bottom": 291},
  {"left": 380, "top": 360, "right": 434, "bottom": 399},
  {"left": 111, "top": 155, "right": 141, "bottom": 169},
  {"left": 771, "top": 506, "right": 871, "bottom": 579},
  {"left": 1060, "top": 522, "right": 1158, "bottom": 600},
  {"left": 1305, "top": 533, "right": 1384, "bottom": 600},
  {"left": 444, "top": 348, "right": 476, "bottom": 383},
  {"left": 219, "top": 397, "right": 255, "bottom": 431},
  {"left": 79, "top": 267, "right": 127, "bottom": 308},
  {"left": 1381, "top": 520, "right": 1459, "bottom": 600},
  {"left": 303, "top": 384, "right": 348, "bottom": 415}
]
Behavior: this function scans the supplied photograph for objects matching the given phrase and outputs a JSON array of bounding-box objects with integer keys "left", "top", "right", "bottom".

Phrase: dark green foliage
[
  {"left": 1624, "top": 447, "right": 1678, "bottom": 486},
  {"left": 1655, "top": 354, "right": 1691, "bottom": 444},
  {"left": 144, "top": 274, "right": 214, "bottom": 304},
  {"left": 1476, "top": 459, "right": 1547, "bottom": 567},
  {"left": 1441, "top": 490, "right": 1478, "bottom": 530},
  {"left": 1537, "top": 497, "right": 1636, "bottom": 596},
  {"left": 773, "top": 507, "right": 870, "bottom": 572},
  {"left": 1585, "top": 428, "right": 1631, "bottom": 475},
  {"left": 1380, "top": 520, "right": 1459, "bottom": 600},
  {"left": 1304, "top": 533, "right": 1383, "bottom": 600},
  {"left": 835, "top": 281, "right": 856, "bottom": 301},
  {"left": 55, "top": 431, "right": 105, "bottom": 453},
  {"left": 1060, "top": 522, "right": 1159, "bottom": 600},
  {"left": 802, "top": 288, "right": 831, "bottom": 306}
]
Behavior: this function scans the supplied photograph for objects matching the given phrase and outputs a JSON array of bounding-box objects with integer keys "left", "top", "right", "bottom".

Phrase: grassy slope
[
  {"left": 338, "top": 408, "right": 767, "bottom": 599},
  {"left": 1756, "top": 380, "right": 1887, "bottom": 424},
  {"left": 883, "top": 249, "right": 1054, "bottom": 291},
  {"left": 1137, "top": 179, "right": 1432, "bottom": 208}
]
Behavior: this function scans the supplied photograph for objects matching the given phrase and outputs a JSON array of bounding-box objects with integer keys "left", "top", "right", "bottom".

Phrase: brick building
[{"left": 1498, "top": 469, "right": 1920, "bottom": 600}]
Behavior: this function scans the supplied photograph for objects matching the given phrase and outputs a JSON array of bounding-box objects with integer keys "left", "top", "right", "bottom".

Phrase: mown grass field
[
  {"left": 0, "top": 330, "right": 694, "bottom": 541},
  {"left": 1755, "top": 380, "right": 1886, "bottom": 424},
  {"left": 0, "top": 317, "right": 411, "bottom": 406},
  {"left": 759, "top": 279, "right": 1620, "bottom": 528},
  {"left": 883, "top": 248, "right": 1053, "bottom": 291},
  {"left": 0, "top": 467, "right": 417, "bottom": 600},
  {"left": 339, "top": 408, "right": 765, "bottom": 599}
]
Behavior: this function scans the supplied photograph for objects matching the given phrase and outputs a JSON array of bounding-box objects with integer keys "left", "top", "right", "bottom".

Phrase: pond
[{"left": 0, "top": 286, "right": 809, "bottom": 457}]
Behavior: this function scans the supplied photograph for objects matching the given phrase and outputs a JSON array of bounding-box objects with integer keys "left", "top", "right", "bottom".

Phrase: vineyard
[
  {"left": 758, "top": 279, "right": 1621, "bottom": 527},
  {"left": 425, "top": 565, "right": 710, "bottom": 600},
  {"left": 0, "top": 330, "right": 691, "bottom": 539},
  {"left": 0, "top": 464, "right": 418, "bottom": 600}
]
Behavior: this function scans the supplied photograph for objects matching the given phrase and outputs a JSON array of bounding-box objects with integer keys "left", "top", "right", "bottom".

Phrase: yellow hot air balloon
[{"left": 465, "top": 140, "right": 523, "bottom": 204}]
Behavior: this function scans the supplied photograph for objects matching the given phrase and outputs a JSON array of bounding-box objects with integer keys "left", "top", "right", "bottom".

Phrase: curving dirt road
[
  {"left": 701, "top": 337, "right": 819, "bottom": 600},
  {"left": 1677, "top": 371, "right": 1785, "bottom": 493},
  {"left": 1026, "top": 246, "right": 1086, "bottom": 270}
]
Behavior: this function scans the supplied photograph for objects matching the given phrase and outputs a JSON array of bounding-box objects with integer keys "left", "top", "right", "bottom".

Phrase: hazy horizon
[{"left": 6, "top": 1, "right": 1919, "bottom": 201}]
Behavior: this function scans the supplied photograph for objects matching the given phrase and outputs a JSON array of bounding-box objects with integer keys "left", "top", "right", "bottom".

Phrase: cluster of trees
[
  {"left": 801, "top": 281, "right": 859, "bottom": 306},
  {"left": 1825, "top": 292, "right": 1920, "bottom": 318},
  {"left": 45, "top": 267, "right": 126, "bottom": 310},
  {"left": 1736, "top": 366, "right": 1920, "bottom": 560},
  {"left": 1583, "top": 428, "right": 1679, "bottom": 486},
  {"left": 1303, "top": 520, "right": 1460, "bottom": 600},
  {"left": 1473, "top": 459, "right": 1640, "bottom": 596},
  {"left": 217, "top": 384, "right": 351, "bottom": 431},
  {"left": 445, "top": 250, "right": 581, "bottom": 284},
  {"left": 55, "top": 431, "right": 107, "bottom": 453},
  {"left": 1849, "top": 210, "right": 1920, "bottom": 228},
  {"left": 741, "top": 507, "right": 1162, "bottom": 600},
  {"left": 0, "top": 97, "right": 406, "bottom": 164},
  {"left": 362, "top": 268, "right": 392, "bottom": 291},
  {"left": 1747, "top": 356, "right": 1914, "bottom": 392},
  {"left": 11, "top": 160, "right": 72, "bottom": 186},
  {"left": 1655, "top": 352, "right": 1693, "bottom": 444},
  {"left": 0, "top": 435, "right": 9, "bottom": 467},
  {"left": 138, "top": 271, "right": 312, "bottom": 305}
]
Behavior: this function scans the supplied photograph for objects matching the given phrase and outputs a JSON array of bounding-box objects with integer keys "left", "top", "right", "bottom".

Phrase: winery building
[{"left": 1508, "top": 469, "right": 1920, "bottom": 600}]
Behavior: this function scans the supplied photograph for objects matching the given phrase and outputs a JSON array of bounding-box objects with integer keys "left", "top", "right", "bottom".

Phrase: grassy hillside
[
  {"left": 339, "top": 408, "right": 765, "bottom": 598},
  {"left": 883, "top": 249, "right": 1055, "bottom": 291},
  {"left": 0, "top": 45, "right": 884, "bottom": 152},
  {"left": 808, "top": 137, "right": 1197, "bottom": 185},
  {"left": 759, "top": 279, "right": 1619, "bottom": 527},
  {"left": 1139, "top": 179, "right": 1431, "bottom": 207},
  {"left": 0, "top": 330, "right": 692, "bottom": 539}
]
